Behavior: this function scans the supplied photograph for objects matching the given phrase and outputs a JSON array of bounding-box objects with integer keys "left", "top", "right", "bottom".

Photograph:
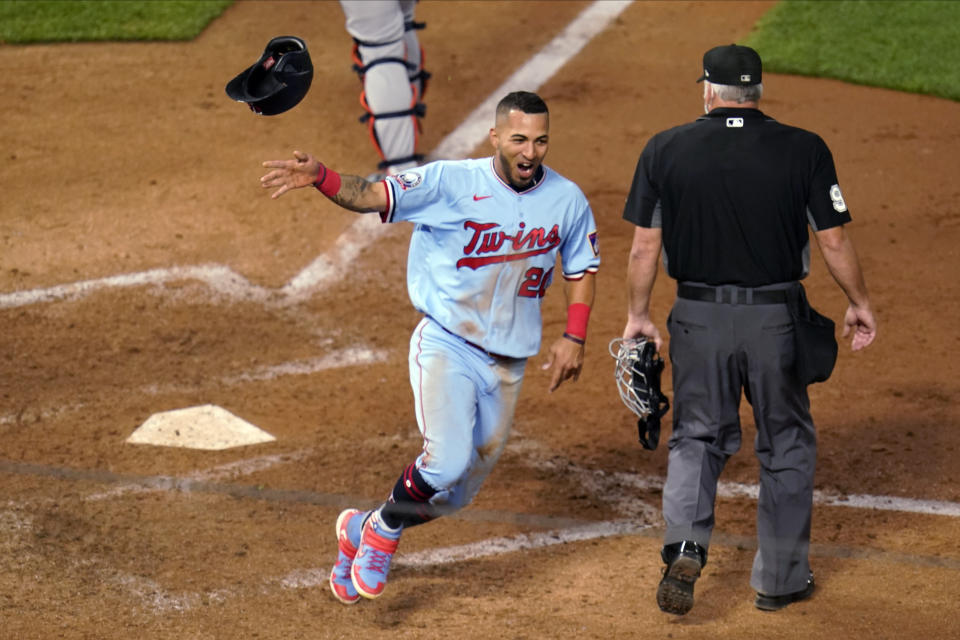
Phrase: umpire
[{"left": 621, "top": 44, "right": 877, "bottom": 615}]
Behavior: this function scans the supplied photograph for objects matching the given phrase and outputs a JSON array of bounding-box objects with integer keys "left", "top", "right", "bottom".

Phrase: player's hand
[
  {"left": 842, "top": 304, "right": 877, "bottom": 351},
  {"left": 622, "top": 315, "right": 662, "bottom": 351},
  {"left": 260, "top": 150, "right": 322, "bottom": 199},
  {"left": 542, "top": 335, "right": 584, "bottom": 392}
]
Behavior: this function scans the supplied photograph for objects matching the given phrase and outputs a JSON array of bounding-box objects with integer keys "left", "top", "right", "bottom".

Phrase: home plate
[{"left": 127, "top": 404, "right": 276, "bottom": 450}]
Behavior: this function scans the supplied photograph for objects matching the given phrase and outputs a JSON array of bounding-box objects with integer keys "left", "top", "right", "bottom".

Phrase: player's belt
[
  {"left": 677, "top": 283, "right": 789, "bottom": 305},
  {"left": 428, "top": 317, "right": 517, "bottom": 360}
]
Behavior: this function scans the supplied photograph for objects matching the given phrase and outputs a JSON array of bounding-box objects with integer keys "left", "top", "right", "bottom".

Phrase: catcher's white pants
[
  {"left": 408, "top": 317, "right": 526, "bottom": 511},
  {"left": 339, "top": 0, "right": 422, "bottom": 174}
]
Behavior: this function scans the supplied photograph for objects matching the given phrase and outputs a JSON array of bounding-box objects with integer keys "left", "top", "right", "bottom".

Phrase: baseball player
[
  {"left": 260, "top": 91, "right": 600, "bottom": 603},
  {"left": 620, "top": 45, "right": 877, "bottom": 615},
  {"left": 338, "top": 0, "right": 429, "bottom": 178}
]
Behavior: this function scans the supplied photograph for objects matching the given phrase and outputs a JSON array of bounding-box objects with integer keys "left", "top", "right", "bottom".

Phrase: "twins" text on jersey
[{"left": 457, "top": 220, "right": 561, "bottom": 270}]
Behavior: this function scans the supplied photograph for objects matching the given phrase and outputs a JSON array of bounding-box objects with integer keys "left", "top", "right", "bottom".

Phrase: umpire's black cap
[
  {"left": 225, "top": 36, "right": 313, "bottom": 116},
  {"left": 696, "top": 44, "right": 762, "bottom": 86}
]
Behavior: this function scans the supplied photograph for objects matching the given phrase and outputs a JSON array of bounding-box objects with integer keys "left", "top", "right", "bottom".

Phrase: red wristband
[
  {"left": 313, "top": 163, "right": 342, "bottom": 197},
  {"left": 565, "top": 303, "right": 591, "bottom": 341}
]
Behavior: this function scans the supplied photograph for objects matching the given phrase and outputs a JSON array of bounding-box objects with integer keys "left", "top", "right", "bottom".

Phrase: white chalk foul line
[
  {"left": 604, "top": 470, "right": 960, "bottom": 519},
  {"left": 278, "top": 519, "right": 652, "bottom": 592},
  {"left": 813, "top": 489, "right": 960, "bottom": 517},
  {"left": 217, "top": 347, "right": 386, "bottom": 385},
  {"left": 138, "top": 346, "right": 389, "bottom": 396},
  {"left": 0, "top": 1, "right": 634, "bottom": 312},
  {"left": 280, "top": 213, "right": 388, "bottom": 303},
  {"left": 0, "top": 264, "right": 272, "bottom": 310},
  {"left": 506, "top": 435, "right": 960, "bottom": 519},
  {"left": 428, "top": 0, "right": 634, "bottom": 161},
  {"left": 395, "top": 519, "right": 651, "bottom": 568},
  {"left": 0, "top": 217, "right": 388, "bottom": 309}
]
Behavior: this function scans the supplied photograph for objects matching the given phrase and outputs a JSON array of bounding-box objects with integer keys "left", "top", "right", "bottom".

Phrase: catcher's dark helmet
[{"left": 225, "top": 36, "right": 313, "bottom": 116}]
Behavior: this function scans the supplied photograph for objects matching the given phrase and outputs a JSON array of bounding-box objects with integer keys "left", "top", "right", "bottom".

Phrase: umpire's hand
[
  {"left": 622, "top": 315, "right": 662, "bottom": 352},
  {"left": 843, "top": 304, "right": 877, "bottom": 351}
]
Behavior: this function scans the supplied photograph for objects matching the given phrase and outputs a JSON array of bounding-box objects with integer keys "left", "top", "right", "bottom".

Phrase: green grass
[
  {"left": 744, "top": 0, "right": 960, "bottom": 101},
  {"left": 0, "top": 0, "right": 233, "bottom": 44},
  {"left": 2, "top": 0, "right": 957, "bottom": 102}
]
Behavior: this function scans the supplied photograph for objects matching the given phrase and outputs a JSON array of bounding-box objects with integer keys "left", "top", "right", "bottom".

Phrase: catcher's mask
[
  {"left": 609, "top": 338, "right": 670, "bottom": 450},
  {"left": 225, "top": 36, "right": 313, "bottom": 115}
]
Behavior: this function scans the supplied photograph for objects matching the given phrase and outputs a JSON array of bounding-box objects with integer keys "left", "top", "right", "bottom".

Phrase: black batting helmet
[{"left": 225, "top": 36, "right": 313, "bottom": 116}]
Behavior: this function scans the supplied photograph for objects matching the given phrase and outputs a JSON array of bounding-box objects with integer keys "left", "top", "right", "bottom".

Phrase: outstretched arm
[
  {"left": 260, "top": 150, "right": 388, "bottom": 213},
  {"left": 814, "top": 225, "right": 877, "bottom": 351},
  {"left": 623, "top": 226, "right": 663, "bottom": 350}
]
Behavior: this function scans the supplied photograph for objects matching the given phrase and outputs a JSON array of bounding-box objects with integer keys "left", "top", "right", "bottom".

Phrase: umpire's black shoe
[
  {"left": 754, "top": 573, "right": 815, "bottom": 611},
  {"left": 656, "top": 540, "right": 706, "bottom": 615}
]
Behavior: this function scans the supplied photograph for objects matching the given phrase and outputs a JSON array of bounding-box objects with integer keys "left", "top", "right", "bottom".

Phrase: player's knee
[{"left": 417, "top": 454, "right": 471, "bottom": 491}]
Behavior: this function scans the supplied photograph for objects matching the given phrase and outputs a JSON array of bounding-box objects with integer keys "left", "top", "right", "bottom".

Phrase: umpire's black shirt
[{"left": 623, "top": 107, "right": 852, "bottom": 287}]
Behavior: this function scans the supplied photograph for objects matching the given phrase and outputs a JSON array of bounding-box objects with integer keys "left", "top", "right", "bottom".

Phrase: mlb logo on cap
[{"left": 696, "top": 44, "right": 762, "bottom": 86}]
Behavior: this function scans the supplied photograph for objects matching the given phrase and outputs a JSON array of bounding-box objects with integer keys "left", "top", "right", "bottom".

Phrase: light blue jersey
[{"left": 382, "top": 157, "right": 600, "bottom": 358}]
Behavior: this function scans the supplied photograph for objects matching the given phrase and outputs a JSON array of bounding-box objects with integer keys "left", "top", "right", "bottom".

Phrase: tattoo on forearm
[{"left": 332, "top": 175, "right": 378, "bottom": 212}]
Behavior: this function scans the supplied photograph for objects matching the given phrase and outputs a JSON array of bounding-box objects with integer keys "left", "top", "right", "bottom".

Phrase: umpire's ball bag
[{"left": 787, "top": 283, "right": 839, "bottom": 385}]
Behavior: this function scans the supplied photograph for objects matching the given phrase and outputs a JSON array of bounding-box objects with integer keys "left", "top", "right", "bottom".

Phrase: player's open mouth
[{"left": 517, "top": 162, "right": 534, "bottom": 178}]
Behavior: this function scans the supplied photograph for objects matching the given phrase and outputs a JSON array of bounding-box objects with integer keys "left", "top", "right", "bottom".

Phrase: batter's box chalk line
[
  {"left": 0, "top": 346, "right": 388, "bottom": 427},
  {"left": 0, "top": 215, "right": 391, "bottom": 311}
]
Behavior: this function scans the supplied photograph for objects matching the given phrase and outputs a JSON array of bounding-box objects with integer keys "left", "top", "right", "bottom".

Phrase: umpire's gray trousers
[{"left": 663, "top": 291, "right": 816, "bottom": 597}]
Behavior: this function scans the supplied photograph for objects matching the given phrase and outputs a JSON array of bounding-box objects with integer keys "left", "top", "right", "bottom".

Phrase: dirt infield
[{"left": 2, "top": 1, "right": 959, "bottom": 638}]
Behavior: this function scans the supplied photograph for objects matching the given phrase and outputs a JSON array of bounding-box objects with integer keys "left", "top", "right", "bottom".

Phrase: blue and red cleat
[
  {"left": 329, "top": 509, "right": 367, "bottom": 604},
  {"left": 350, "top": 509, "right": 402, "bottom": 599}
]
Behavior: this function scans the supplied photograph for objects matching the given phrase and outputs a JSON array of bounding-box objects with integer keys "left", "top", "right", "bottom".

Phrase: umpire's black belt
[{"left": 677, "top": 283, "right": 791, "bottom": 305}]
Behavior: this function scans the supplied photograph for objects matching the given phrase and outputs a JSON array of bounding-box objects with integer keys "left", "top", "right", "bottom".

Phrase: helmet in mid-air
[{"left": 225, "top": 36, "right": 313, "bottom": 116}]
